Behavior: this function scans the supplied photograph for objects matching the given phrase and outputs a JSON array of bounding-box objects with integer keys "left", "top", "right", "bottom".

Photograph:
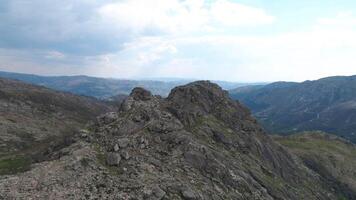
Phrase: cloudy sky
[{"left": 1, "top": 0, "right": 356, "bottom": 82}]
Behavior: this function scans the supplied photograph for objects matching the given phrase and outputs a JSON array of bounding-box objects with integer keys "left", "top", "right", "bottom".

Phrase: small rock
[
  {"left": 143, "top": 188, "right": 153, "bottom": 197},
  {"left": 113, "top": 144, "right": 119, "bottom": 152},
  {"left": 143, "top": 186, "right": 166, "bottom": 200},
  {"left": 138, "top": 137, "right": 149, "bottom": 148},
  {"left": 154, "top": 136, "right": 161, "bottom": 143},
  {"left": 152, "top": 186, "right": 166, "bottom": 200},
  {"left": 182, "top": 188, "right": 198, "bottom": 200},
  {"left": 106, "top": 153, "right": 121, "bottom": 166},
  {"left": 121, "top": 151, "right": 130, "bottom": 160},
  {"left": 118, "top": 138, "right": 130, "bottom": 148}
]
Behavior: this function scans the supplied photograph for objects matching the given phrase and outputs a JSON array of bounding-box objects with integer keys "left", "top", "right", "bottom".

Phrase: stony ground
[{"left": 0, "top": 81, "right": 346, "bottom": 199}]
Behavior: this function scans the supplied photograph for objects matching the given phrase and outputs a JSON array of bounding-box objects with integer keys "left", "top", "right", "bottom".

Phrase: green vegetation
[
  {"left": 0, "top": 155, "right": 32, "bottom": 175},
  {"left": 275, "top": 131, "right": 356, "bottom": 198},
  {"left": 276, "top": 132, "right": 356, "bottom": 159},
  {"left": 92, "top": 143, "right": 121, "bottom": 175}
]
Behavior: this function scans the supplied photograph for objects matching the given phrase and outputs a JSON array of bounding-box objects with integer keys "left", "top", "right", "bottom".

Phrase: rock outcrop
[{"left": 0, "top": 81, "right": 342, "bottom": 199}]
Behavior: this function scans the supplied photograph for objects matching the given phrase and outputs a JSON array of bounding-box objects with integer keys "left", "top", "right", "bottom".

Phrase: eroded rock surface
[{"left": 0, "top": 81, "right": 341, "bottom": 199}]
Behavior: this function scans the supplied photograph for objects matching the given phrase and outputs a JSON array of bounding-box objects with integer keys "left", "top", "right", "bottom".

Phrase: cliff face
[{"left": 0, "top": 81, "right": 340, "bottom": 199}]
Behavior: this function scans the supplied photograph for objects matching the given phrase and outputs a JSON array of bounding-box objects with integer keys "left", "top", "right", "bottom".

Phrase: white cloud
[
  {"left": 317, "top": 11, "right": 356, "bottom": 27},
  {"left": 45, "top": 51, "right": 66, "bottom": 60},
  {"left": 97, "top": 0, "right": 275, "bottom": 35},
  {"left": 98, "top": 0, "right": 209, "bottom": 34},
  {"left": 4, "top": 0, "right": 356, "bottom": 82},
  {"left": 102, "top": 12, "right": 356, "bottom": 82},
  {"left": 211, "top": 0, "right": 275, "bottom": 26}
]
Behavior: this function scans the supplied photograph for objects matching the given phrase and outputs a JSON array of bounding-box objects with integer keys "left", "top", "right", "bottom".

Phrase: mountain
[
  {"left": 0, "top": 78, "right": 114, "bottom": 175},
  {"left": 0, "top": 81, "right": 350, "bottom": 199},
  {"left": 275, "top": 131, "right": 356, "bottom": 198},
  {"left": 230, "top": 75, "right": 356, "bottom": 143},
  {"left": 0, "top": 71, "right": 261, "bottom": 99},
  {"left": 0, "top": 71, "right": 177, "bottom": 98}
]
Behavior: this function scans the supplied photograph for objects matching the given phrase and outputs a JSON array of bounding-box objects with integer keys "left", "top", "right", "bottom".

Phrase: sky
[{"left": 1, "top": 0, "right": 356, "bottom": 82}]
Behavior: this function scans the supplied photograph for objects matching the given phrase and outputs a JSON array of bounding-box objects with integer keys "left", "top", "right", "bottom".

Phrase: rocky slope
[
  {"left": 230, "top": 75, "right": 356, "bottom": 143},
  {"left": 275, "top": 131, "right": 356, "bottom": 199},
  {"left": 0, "top": 78, "right": 114, "bottom": 175},
  {"left": 0, "top": 81, "right": 344, "bottom": 199}
]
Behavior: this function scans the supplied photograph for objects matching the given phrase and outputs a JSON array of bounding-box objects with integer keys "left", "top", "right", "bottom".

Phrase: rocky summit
[{"left": 0, "top": 81, "right": 345, "bottom": 199}]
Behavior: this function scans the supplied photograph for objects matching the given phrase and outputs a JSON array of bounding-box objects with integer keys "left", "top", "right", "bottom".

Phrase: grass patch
[
  {"left": 0, "top": 155, "right": 32, "bottom": 175},
  {"left": 92, "top": 143, "right": 120, "bottom": 175}
]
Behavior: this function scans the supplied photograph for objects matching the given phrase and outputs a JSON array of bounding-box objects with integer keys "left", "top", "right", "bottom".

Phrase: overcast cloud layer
[{"left": 1, "top": 0, "right": 356, "bottom": 82}]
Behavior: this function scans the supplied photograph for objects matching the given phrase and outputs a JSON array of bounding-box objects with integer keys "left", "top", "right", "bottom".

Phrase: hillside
[
  {"left": 0, "top": 71, "right": 256, "bottom": 99},
  {"left": 230, "top": 75, "right": 356, "bottom": 143},
  {"left": 0, "top": 78, "right": 114, "bottom": 174},
  {"left": 0, "top": 71, "right": 176, "bottom": 98},
  {"left": 0, "top": 81, "right": 347, "bottom": 199},
  {"left": 275, "top": 131, "right": 356, "bottom": 199}
]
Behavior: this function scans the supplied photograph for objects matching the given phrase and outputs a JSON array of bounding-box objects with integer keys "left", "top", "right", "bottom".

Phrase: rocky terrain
[
  {"left": 275, "top": 131, "right": 356, "bottom": 199},
  {"left": 0, "top": 81, "right": 350, "bottom": 199},
  {"left": 230, "top": 75, "right": 356, "bottom": 143},
  {"left": 0, "top": 78, "right": 114, "bottom": 175}
]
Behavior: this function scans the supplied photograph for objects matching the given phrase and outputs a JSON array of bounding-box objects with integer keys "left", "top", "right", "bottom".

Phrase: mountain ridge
[
  {"left": 230, "top": 74, "right": 356, "bottom": 143},
  {"left": 0, "top": 80, "right": 348, "bottom": 199},
  {"left": 0, "top": 71, "right": 261, "bottom": 99}
]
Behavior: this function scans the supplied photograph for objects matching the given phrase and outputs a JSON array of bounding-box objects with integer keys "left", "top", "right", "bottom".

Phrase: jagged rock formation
[{"left": 0, "top": 81, "right": 344, "bottom": 199}]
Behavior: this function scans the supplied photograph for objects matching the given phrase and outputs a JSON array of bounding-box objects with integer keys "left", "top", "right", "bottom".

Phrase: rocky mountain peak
[
  {"left": 129, "top": 87, "right": 153, "bottom": 101},
  {"left": 0, "top": 80, "right": 343, "bottom": 200},
  {"left": 167, "top": 80, "right": 227, "bottom": 109},
  {"left": 167, "top": 81, "right": 253, "bottom": 127}
]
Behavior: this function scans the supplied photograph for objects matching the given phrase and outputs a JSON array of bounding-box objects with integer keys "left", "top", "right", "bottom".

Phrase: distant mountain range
[
  {"left": 0, "top": 71, "right": 264, "bottom": 99},
  {"left": 230, "top": 75, "right": 356, "bottom": 143}
]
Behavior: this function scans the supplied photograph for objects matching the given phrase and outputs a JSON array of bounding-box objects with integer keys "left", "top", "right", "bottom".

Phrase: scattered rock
[
  {"left": 0, "top": 81, "right": 346, "bottom": 200},
  {"left": 98, "top": 112, "right": 118, "bottom": 125}
]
